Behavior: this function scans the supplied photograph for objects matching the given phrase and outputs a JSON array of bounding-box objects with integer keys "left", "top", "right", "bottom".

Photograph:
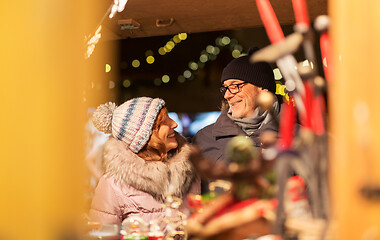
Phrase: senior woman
[{"left": 89, "top": 97, "right": 199, "bottom": 227}]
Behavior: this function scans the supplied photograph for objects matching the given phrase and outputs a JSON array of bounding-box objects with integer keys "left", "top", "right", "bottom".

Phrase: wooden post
[
  {"left": 0, "top": 1, "right": 110, "bottom": 239},
  {"left": 330, "top": 1, "right": 380, "bottom": 239}
]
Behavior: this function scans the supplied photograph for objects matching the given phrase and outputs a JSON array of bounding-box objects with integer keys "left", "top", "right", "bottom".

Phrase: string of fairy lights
[
  {"left": 103, "top": 33, "right": 290, "bottom": 98},
  {"left": 85, "top": 0, "right": 311, "bottom": 100}
]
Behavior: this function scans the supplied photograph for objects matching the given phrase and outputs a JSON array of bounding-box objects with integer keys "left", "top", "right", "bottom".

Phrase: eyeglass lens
[{"left": 220, "top": 83, "right": 244, "bottom": 94}]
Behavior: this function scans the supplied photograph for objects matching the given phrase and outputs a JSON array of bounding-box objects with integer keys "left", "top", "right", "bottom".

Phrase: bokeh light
[
  {"left": 146, "top": 56, "right": 155, "bottom": 64},
  {"left": 213, "top": 47, "right": 220, "bottom": 55},
  {"left": 178, "top": 33, "right": 187, "bottom": 40},
  {"left": 162, "top": 75, "right": 170, "bottom": 83},
  {"left": 206, "top": 45, "right": 215, "bottom": 54},
  {"left": 273, "top": 68, "right": 283, "bottom": 80},
  {"left": 189, "top": 61, "right": 198, "bottom": 71},
  {"left": 232, "top": 50, "right": 241, "bottom": 58},
  {"left": 105, "top": 64, "right": 111, "bottom": 72},
  {"left": 158, "top": 47, "right": 166, "bottom": 55},
  {"left": 221, "top": 36, "right": 231, "bottom": 45},
  {"left": 177, "top": 75, "right": 186, "bottom": 83},
  {"left": 123, "top": 79, "right": 131, "bottom": 88},
  {"left": 145, "top": 50, "right": 153, "bottom": 57},
  {"left": 199, "top": 54, "right": 208, "bottom": 63},
  {"left": 166, "top": 41, "right": 175, "bottom": 49},
  {"left": 132, "top": 59, "right": 140, "bottom": 68},
  {"left": 215, "top": 37, "right": 223, "bottom": 46},
  {"left": 154, "top": 78, "right": 162, "bottom": 86},
  {"left": 173, "top": 35, "right": 181, "bottom": 43},
  {"left": 183, "top": 70, "right": 192, "bottom": 79}
]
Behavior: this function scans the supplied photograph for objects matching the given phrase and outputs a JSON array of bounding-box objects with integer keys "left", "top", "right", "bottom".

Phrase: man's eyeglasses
[{"left": 220, "top": 82, "right": 246, "bottom": 95}]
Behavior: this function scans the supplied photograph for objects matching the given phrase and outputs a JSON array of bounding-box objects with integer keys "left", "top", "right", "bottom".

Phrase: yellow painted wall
[
  {"left": 0, "top": 1, "right": 109, "bottom": 239},
  {"left": 330, "top": 0, "right": 380, "bottom": 239}
]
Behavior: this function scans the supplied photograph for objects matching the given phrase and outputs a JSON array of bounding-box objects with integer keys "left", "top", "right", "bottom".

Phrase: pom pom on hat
[
  {"left": 92, "top": 102, "right": 117, "bottom": 134},
  {"left": 92, "top": 97, "right": 165, "bottom": 153},
  {"left": 221, "top": 46, "right": 276, "bottom": 93}
]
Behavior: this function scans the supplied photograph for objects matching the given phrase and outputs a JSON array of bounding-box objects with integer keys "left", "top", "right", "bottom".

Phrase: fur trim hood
[{"left": 102, "top": 136, "right": 195, "bottom": 202}]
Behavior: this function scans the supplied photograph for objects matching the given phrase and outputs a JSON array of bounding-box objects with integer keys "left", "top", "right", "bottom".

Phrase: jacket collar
[
  {"left": 212, "top": 109, "right": 246, "bottom": 138},
  {"left": 102, "top": 137, "right": 195, "bottom": 202},
  {"left": 212, "top": 109, "right": 279, "bottom": 138}
]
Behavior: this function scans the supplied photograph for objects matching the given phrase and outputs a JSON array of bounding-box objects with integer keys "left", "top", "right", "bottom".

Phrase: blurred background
[
  {"left": 2, "top": 0, "right": 380, "bottom": 239},
  {"left": 87, "top": 25, "right": 324, "bottom": 138}
]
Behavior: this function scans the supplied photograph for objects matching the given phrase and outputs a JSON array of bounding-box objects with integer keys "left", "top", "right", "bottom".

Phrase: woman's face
[{"left": 157, "top": 109, "right": 178, "bottom": 153}]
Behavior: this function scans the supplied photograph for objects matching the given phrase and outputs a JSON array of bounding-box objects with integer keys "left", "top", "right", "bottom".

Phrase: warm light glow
[
  {"left": 132, "top": 59, "right": 140, "bottom": 68},
  {"left": 178, "top": 33, "right": 187, "bottom": 40},
  {"left": 123, "top": 79, "right": 131, "bottom": 88},
  {"left": 232, "top": 50, "right": 241, "bottom": 58},
  {"left": 276, "top": 83, "right": 286, "bottom": 96},
  {"left": 273, "top": 68, "right": 283, "bottom": 80},
  {"left": 109, "top": 0, "right": 129, "bottom": 18},
  {"left": 158, "top": 47, "right": 166, "bottom": 55},
  {"left": 165, "top": 44, "right": 174, "bottom": 51},
  {"left": 213, "top": 47, "right": 220, "bottom": 55},
  {"left": 221, "top": 36, "right": 231, "bottom": 45},
  {"left": 183, "top": 70, "right": 192, "bottom": 79},
  {"left": 85, "top": 25, "right": 102, "bottom": 59},
  {"left": 146, "top": 56, "right": 155, "bottom": 64},
  {"left": 105, "top": 63, "right": 111, "bottom": 72},
  {"left": 173, "top": 35, "right": 181, "bottom": 43},
  {"left": 162, "top": 75, "right": 170, "bottom": 83},
  {"left": 95, "top": 25, "right": 102, "bottom": 35},
  {"left": 109, "top": 81, "right": 115, "bottom": 89},
  {"left": 189, "top": 62, "right": 198, "bottom": 71},
  {"left": 199, "top": 54, "right": 208, "bottom": 63},
  {"left": 206, "top": 45, "right": 215, "bottom": 54},
  {"left": 145, "top": 50, "right": 153, "bottom": 56},
  {"left": 177, "top": 76, "right": 186, "bottom": 83},
  {"left": 164, "top": 45, "right": 171, "bottom": 53},
  {"left": 167, "top": 41, "right": 175, "bottom": 49},
  {"left": 215, "top": 37, "right": 223, "bottom": 46}
]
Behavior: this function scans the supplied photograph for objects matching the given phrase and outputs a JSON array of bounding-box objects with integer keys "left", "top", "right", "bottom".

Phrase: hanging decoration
[
  {"left": 109, "top": 0, "right": 129, "bottom": 18},
  {"left": 85, "top": 25, "right": 102, "bottom": 59},
  {"left": 85, "top": 0, "right": 129, "bottom": 59}
]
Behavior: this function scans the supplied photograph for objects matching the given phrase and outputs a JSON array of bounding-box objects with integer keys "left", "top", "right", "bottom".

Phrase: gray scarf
[{"left": 227, "top": 98, "right": 280, "bottom": 136}]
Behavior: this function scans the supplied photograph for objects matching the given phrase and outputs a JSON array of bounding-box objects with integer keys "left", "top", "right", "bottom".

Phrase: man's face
[{"left": 223, "top": 79, "right": 265, "bottom": 118}]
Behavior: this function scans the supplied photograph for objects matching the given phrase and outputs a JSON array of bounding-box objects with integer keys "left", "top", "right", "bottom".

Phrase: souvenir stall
[{"left": 1, "top": 0, "right": 379, "bottom": 240}]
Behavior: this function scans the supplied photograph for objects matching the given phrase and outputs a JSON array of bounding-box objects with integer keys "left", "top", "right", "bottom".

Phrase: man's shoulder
[{"left": 193, "top": 123, "right": 215, "bottom": 141}]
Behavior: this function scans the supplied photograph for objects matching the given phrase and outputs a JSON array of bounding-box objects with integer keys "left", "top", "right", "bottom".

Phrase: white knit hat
[{"left": 92, "top": 97, "right": 165, "bottom": 153}]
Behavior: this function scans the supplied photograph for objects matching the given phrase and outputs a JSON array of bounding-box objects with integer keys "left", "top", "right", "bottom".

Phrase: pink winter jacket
[{"left": 89, "top": 136, "right": 200, "bottom": 226}]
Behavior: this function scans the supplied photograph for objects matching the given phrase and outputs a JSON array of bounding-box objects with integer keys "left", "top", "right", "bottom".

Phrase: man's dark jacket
[{"left": 192, "top": 109, "right": 278, "bottom": 164}]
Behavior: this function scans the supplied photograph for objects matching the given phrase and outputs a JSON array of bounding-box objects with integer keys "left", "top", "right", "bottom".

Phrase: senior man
[{"left": 193, "top": 47, "right": 280, "bottom": 165}]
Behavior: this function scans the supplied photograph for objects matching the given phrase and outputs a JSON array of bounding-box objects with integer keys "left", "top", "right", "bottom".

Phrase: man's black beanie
[{"left": 221, "top": 47, "right": 276, "bottom": 93}]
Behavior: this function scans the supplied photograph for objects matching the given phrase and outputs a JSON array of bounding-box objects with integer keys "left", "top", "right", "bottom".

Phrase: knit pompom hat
[
  {"left": 92, "top": 97, "right": 165, "bottom": 153},
  {"left": 221, "top": 47, "right": 276, "bottom": 93}
]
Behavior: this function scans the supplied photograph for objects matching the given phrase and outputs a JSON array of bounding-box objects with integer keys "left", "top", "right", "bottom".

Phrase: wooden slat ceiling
[{"left": 102, "top": 0, "right": 328, "bottom": 40}]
